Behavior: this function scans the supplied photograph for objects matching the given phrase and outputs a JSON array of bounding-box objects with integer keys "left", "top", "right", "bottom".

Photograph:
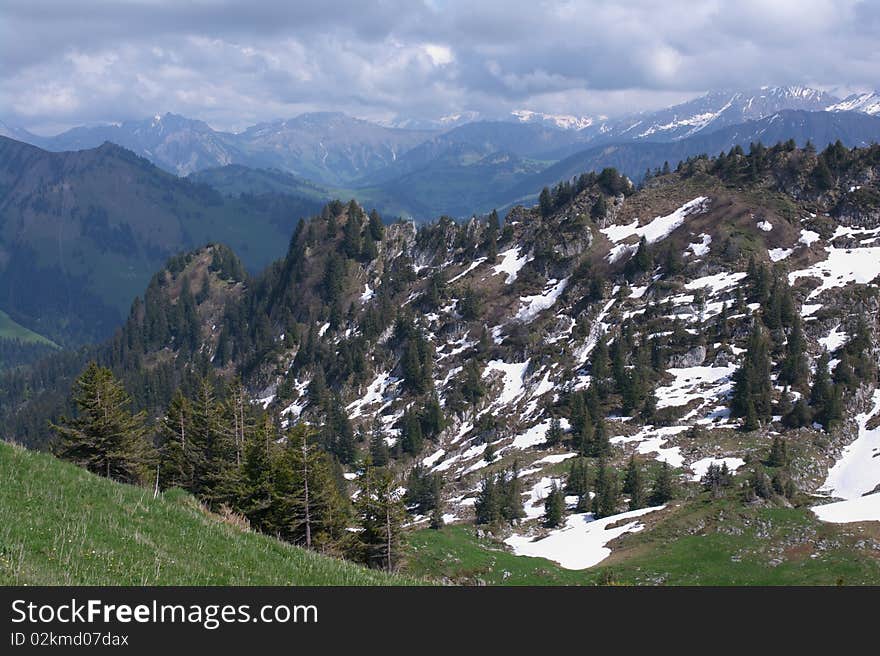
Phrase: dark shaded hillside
[
  {"left": 189, "top": 165, "right": 331, "bottom": 200},
  {"left": 0, "top": 137, "right": 323, "bottom": 345}
]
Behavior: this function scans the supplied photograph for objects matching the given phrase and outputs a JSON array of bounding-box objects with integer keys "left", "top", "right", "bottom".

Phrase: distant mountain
[
  {"left": 499, "top": 109, "right": 880, "bottom": 207},
  {"left": 606, "top": 86, "right": 839, "bottom": 143},
  {"left": 6, "top": 112, "right": 434, "bottom": 184},
  {"left": 829, "top": 91, "right": 880, "bottom": 116},
  {"left": 358, "top": 120, "right": 584, "bottom": 187},
  {"left": 510, "top": 109, "right": 605, "bottom": 131},
  {"left": 234, "top": 112, "right": 435, "bottom": 186},
  {"left": 33, "top": 113, "right": 243, "bottom": 175},
  {"left": 0, "top": 136, "right": 322, "bottom": 344},
  {"left": 0, "top": 120, "right": 41, "bottom": 144}
]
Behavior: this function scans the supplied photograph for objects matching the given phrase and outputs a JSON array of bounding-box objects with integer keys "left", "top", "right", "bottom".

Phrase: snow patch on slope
[{"left": 505, "top": 505, "right": 665, "bottom": 569}]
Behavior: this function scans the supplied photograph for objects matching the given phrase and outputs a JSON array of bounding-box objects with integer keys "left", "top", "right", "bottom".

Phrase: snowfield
[
  {"left": 813, "top": 390, "right": 880, "bottom": 525},
  {"left": 684, "top": 271, "right": 747, "bottom": 293},
  {"left": 493, "top": 247, "right": 531, "bottom": 284},
  {"left": 505, "top": 505, "right": 665, "bottom": 569},
  {"left": 611, "top": 425, "right": 689, "bottom": 467},
  {"left": 812, "top": 494, "right": 880, "bottom": 524},
  {"left": 509, "top": 417, "right": 571, "bottom": 450},
  {"left": 516, "top": 278, "right": 568, "bottom": 322},
  {"left": 654, "top": 366, "right": 737, "bottom": 409},
  {"left": 789, "top": 246, "right": 880, "bottom": 299},
  {"left": 601, "top": 197, "right": 709, "bottom": 262}
]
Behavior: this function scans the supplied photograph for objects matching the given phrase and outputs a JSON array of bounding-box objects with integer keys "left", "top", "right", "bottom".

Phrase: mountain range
[
  {"left": 3, "top": 85, "right": 880, "bottom": 347},
  {"left": 5, "top": 86, "right": 880, "bottom": 201}
]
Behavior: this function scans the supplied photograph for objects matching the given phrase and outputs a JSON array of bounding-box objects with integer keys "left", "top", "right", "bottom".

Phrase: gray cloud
[{"left": 1, "top": 0, "right": 877, "bottom": 133}]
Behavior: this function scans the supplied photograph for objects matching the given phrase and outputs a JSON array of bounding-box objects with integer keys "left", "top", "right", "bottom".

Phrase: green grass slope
[
  {"left": 0, "top": 310, "right": 57, "bottom": 346},
  {"left": 0, "top": 442, "right": 411, "bottom": 586},
  {"left": 408, "top": 498, "right": 880, "bottom": 586}
]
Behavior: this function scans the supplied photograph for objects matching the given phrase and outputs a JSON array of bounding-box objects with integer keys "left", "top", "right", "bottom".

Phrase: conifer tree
[
  {"left": 486, "top": 209, "right": 500, "bottom": 263},
  {"left": 499, "top": 465, "right": 526, "bottom": 521},
  {"left": 539, "top": 187, "right": 553, "bottom": 217},
  {"left": 461, "top": 360, "right": 485, "bottom": 409},
  {"left": 649, "top": 462, "right": 675, "bottom": 506},
  {"left": 51, "top": 362, "right": 151, "bottom": 485},
  {"left": 590, "top": 413, "right": 610, "bottom": 458},
  {"left": 544, "top": 484, "right": 565, "bottom": 528},
  {"left": 157, "top": 389, "right": 192, "bottom": 490},
  {"left": 545, "top": 417, "right": 563, "bottom": 447},
  {"left": 239, "top": 415, "right": 277, "bottom": 532},
  {"left": 811, "top": 352, "right": 843, "bottom": 430},
  {"left": 767, "top": 436, "right": 789, "bottom": 468},
  {"left": 355, "top": 462, "right": 406, "bottom": 571},
  {"left": 190, "top": 376, "right": 237, "bottom": 507},
  {"left": 779, "top": 313, "right": 809, "bottom": 389},
  {"left": 731, "top": 321, "right": 773, "bottom": 428},
  {"left": 565, "top": 458, "right": 591, "bottom": 499},
  {"left": 475, "top": 475, "right": 500, "bottom": 524},
  {"left": 622, "top": 455, "right": 646, "bottom": 510},
  {"left": 343, "top": 209, "right": 362, "bottom": 259},
  {"left": 429, "top": 504, "right": 445, "bottom": 530},
  {"left": 368, "top": 424, "right": 390, "bottom": 468},
  {"left": 368, "top": 209, "right": 384, "bottom": 241},
  {"left": 592, "top": 460, "right": 619, "bottom": 518}
]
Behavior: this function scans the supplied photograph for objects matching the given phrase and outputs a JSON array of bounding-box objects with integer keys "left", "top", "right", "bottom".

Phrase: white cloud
[{"left": 1, "top": 0, "right": 877, "bottom": 132}]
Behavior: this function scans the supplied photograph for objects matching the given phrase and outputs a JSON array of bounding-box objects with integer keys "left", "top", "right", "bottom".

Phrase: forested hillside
[{"left": 4, "top": 139, "right": 880, "bottom": 582}]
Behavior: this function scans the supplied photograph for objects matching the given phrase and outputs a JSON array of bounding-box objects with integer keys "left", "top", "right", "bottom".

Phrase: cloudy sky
[{"left": 2, "top": 0, "right": 878, "bottom": 134}]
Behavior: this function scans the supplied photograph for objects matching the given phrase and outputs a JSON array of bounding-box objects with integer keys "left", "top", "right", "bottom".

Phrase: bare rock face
[{"left": 670, "top": 345, "right": 707, "bottom": 368}]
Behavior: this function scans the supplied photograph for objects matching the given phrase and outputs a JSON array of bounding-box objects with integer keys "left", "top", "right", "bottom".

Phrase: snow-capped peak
[
  {"left": 828, "top": 91, "right": 880, "bottom": 116},
  {"left": 510, "top": 109, "right": 600, "bottom": 131}
]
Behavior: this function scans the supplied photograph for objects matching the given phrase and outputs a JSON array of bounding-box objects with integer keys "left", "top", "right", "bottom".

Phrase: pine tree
[
  {"left": 628, "top": 236, "right": 653, "bottom": 276},
  {"left": 486, "top": 209, "right": 500, "bottom": 263},
  {"left": 701, "top": 462, "right": 732, "bottom": 498},
  {"left": 591, "top": 334, "right": 610, "bottom": 397},
  {"left": 565, "top": 458, "right": 591, "bottom": 499},
  {"left": 343, "top": 208, "right": 362, "bottom": 259},
  {"left": 400, "top": 408, "right": 424, "bottom": 456},
  {"left": 544, "top": 484, "right": 565, "bottom": 528},
  {"left": 592, "top": 460, "right": 619, "bottom": 519},
  {"left": 649, "top": 462, "right": 675, "bottom": 506},
  {"left": 429, "top": 505, "right": 445, "bottom": 530},
  {"left": 591, "top": 195, "right": 607, "bottom": 221},
  {"left": 368, "top": 209, "right": 384, "bottom": 241},
  {"left": 157, "top": 389, "right": 192, "bottom": 490},
  {"left": 475, "top": 475, "right": 500, "bottom": 524},
  {"left": 355, "top": 462, "right": 405, "bottom": 571},
  {"left": 483, "top": 440, "right": 497, "bottom": 463},
  {"left": 461, "top": 360, "right": 485, "bottom": 408},
  {"left": 545, "top": 417, "right": 563, "bottom": 446},
  {"left": 368, "top": 425, "right": 390, "bottom": 467},
  {"left": 499, "top": 465, "right": 525, "bottom": 521},
  {"left": 810, "top": 352, "right": 842, "bottom": 430},
  {"left": 622, "top": 455, "right": 646, "bottom": 510},
  {"left": 590, "top": 413, "right": 610, "bottom": 458},
  {"left": 767, "top": 436, "right": 789, "bottom": 468},
  {"left": 539, "top": 187, "right": 553, "bottom": 217},
  {"left": 50, "top": 362, "right": 151, "bottom": 485},
  {"left": 731, "top": 321, "right": 773, "bottom": 428},
  {"left": 779, "top": 313, "right": 809, "bottom": 389},
  {"left": 189, "top": 376, "right": 237, "bottom": 507},
  {"left": 239, "top": 415, "right": 277, "bottom": 532}
]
